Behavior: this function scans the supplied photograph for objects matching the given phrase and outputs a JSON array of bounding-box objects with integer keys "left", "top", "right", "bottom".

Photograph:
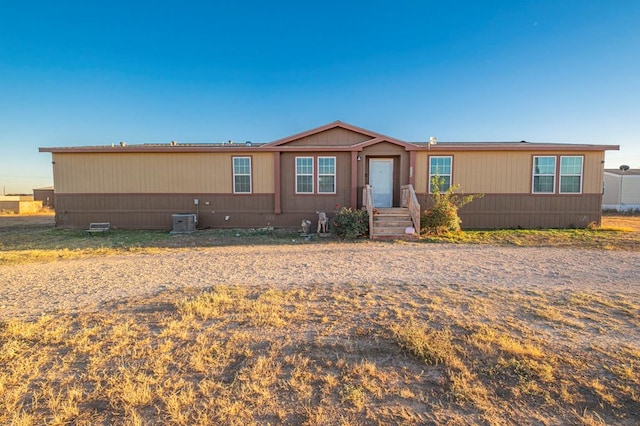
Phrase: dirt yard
[
  {"left": 1, "top": 214, "right": 639, "bottom": 424},
  {"left": 1, "top": 222, "right": 639, "bottom": 320}
]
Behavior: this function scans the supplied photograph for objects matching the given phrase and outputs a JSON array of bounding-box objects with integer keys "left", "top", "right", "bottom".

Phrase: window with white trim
[
  {"left": 532, "top": 156, "right": 556, "bottom": 193},
  {"left": 559, "top": 156, "right": 583, "bottom": 194},
  {"left": 295, "top": 157, "right": 314, "bottom": 194},
  {"left": 317, "top": 157, "right": 336, "bottom": 193},
  {"left": 429, "top": 156, "right": 452, "bottom": 192},
  {"left": 232, "top": 157, "right": 252, "bottom": 193}
]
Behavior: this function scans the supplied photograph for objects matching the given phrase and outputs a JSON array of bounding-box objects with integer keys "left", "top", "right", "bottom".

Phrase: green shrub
[
  {"left": 332, "top": 206, "right": 369, "bottom": 239},
  {"left": 421, "top": 175, "right": 483, "bottom": 235}
]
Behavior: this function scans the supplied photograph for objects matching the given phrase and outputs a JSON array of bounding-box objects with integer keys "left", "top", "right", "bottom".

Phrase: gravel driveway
[{"left": 1, "top": 243, "right": 639, "bottom": 321}]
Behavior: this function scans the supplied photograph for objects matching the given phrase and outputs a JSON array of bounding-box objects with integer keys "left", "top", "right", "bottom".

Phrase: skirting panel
[
  {"left": 55, "top": 193, "right": 276, "bottom": 230},
  {"left": 416, "top": 193, "right": 603, "bottom": 229},
  {"left": 55, "top": 192, "right": 604, "bottom": 230}
]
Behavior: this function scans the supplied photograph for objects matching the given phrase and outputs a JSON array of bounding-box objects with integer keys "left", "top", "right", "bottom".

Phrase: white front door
[{"left": 369, "top": 159, "right": 393, "bottom": 207}]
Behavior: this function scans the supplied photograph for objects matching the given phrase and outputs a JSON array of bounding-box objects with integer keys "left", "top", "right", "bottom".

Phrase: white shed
[{"left": 603, "top": 168, "right": 640, "bottom": 211}]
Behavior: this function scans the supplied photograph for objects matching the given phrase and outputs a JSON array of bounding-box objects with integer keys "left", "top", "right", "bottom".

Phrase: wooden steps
[{"left": 372, "top": 207, "right": 418, "bottom": 239}]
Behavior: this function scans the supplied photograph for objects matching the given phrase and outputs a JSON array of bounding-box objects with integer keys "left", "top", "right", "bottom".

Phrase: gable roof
[{"left": 263, "top": 121, "right": 420, "bottom": 151}]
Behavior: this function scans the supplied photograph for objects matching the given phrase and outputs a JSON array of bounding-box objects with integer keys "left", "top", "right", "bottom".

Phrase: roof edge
[{"left": 263, "top": 121, "right": 411, "bottom": 147}]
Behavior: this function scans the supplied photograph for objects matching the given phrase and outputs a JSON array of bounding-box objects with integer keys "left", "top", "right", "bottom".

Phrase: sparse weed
[{"left": 1, "top": 280, "right": 639, "bottom": 424}]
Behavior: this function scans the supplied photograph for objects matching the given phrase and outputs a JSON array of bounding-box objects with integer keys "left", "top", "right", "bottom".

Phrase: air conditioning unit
[{"left": 171, "top": 213, "right": 197, "bottom": 234}]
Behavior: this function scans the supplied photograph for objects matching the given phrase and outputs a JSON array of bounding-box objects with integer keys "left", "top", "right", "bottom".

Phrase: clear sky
[{"left": 1, "top": 0, "right": 638, "bottom": 194}]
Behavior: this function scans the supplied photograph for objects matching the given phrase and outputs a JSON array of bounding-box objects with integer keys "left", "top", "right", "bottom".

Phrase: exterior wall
[
  {"left": 51, "top": 151, "right": 278, "bottom": 229},
  {"left": 0, "top": 198, "right": 43, "bottom": 214},
  {"left": 52, "top": 152, "right": 274, "bottom": 194},
  {"left": 359, "top": 142, "right": 410, "bottom": 206},
  {"left": 414, "top": 150, "right": 605, "bottom": 228},
  {"left": 279, "top": 152, "right": 352, "bottom": 219},
  {"left": 284, "top": 128, "right": 371, "bottom": 146},
  {"left": 621, "top": 176, "right": 640, "bottom": 204},
  {"left": 417, "top": 193, "right": 603, "bottom": 229},
  {"left": 603, "top": 173, "right": 621, "bottom": 206},
  {"left": 55, "top": 193, "right": 275, "bottom": 230},
  {"left": 33, "top": 189, "right": 55, "bottom": 208},
  {"left": 414, "top": 150, "right": 604, "bottom": 194},
  {"left": 603, "top": 173, "right": 640, "bottom": 211}
]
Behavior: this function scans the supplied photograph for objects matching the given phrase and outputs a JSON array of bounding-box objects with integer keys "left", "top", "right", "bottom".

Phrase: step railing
[
  {"left": 401, "top": 184, "right": 420, "bottom": 234},
  {"left": 363, "top": 185, "right": 374, "bottom": 239}
]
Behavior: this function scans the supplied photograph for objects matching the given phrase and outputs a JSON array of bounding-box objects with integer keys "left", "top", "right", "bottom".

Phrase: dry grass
[
  {"left": 1, "top": 283, "right": 639, "bottom": 425},
  {"left": 1, "top": 214, "right": 639, "bottom": 423}
]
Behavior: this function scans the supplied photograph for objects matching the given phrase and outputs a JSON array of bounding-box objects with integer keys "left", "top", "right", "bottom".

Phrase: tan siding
[
  {"left": 251, "top": 153, "right": 275, "bottom": 193},
  {"left": 415, "top": 150, "right": 605, "bottom": 194},
  {"left": 582, "top": 152, "right": 604, "bottom": 194},
  {"left": 53, "top": 152, "right": 275, "bottom": 194},
  {"left": 285, "top": 128, "right": 372, "bottom": 146},
  {"left": 414, "top": 152, "right": 428, "bottom": 193},
  {"left": 453, "top": 151, "right": 531, "bottom": 194}
]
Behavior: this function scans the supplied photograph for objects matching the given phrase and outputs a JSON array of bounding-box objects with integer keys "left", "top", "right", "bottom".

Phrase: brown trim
[
  {"left": 38, "top": 142, "right": 620, "bottom": 154},
  {"left": 531, "top": 154, "right": 556, "bottom": 195},
  {"left": 317, "top": 156, "right": 337, "bottom": 195},
  {"left": 427, "top": 154, "right": 454, "bottom": 194},
  {"left": 293, "top": 155, "right": 338, "bottom": 196},
  {"left": 231, "top": 155, "right": 253, "bottom": 194},
  {"left": 409, "top": 151, "right": 416, "bottom": 186},
  {"left": 350, "top": 151, "right": 358, "bottom": 208},
  {"left": 558, "top": 155, "right": 585, "bottom": 195},
  {"left": 274, "top": 153, "right": 281, "bottom": 214},
  {"left": 530, "top": 154, "right": 585, "bottom": 195},
  {"left": 264, "top": 120, "right": 408, "bottom": 147},
  {"left": 351, "top": 136, "right": 420, "bottom": 151},
  {"left": 423, "top": 143, "right": 618, "bottom": 152},
  {"left": 40, "top": 142, "right": 619, "bottom": 154},
  {"left": 294, "top": 155, "right": 315, "bottom": 194},
  {"left": 39, "top": 146, "right": 266, "bottom": 153},
  {"left": 263, "top": 146, "right": 363, "bottom": 152}
]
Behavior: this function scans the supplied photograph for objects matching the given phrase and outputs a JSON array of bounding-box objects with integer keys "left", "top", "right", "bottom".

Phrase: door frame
[{"left": 369, "top": 158, "right": 394, "bottom": 207}]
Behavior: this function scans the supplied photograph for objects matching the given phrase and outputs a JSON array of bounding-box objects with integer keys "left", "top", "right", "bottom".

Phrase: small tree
[{"left": 421, "top": 175, "right": 483, "bottom": 234}]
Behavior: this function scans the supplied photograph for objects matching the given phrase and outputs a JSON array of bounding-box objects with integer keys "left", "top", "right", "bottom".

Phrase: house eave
[{"left": 417, "top": 143, "right": 620, "bottom": 152}]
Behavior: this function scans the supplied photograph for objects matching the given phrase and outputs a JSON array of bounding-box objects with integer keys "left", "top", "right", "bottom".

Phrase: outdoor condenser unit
[{"left": 171, "top": 213, "right": 197, "bottom": 233}]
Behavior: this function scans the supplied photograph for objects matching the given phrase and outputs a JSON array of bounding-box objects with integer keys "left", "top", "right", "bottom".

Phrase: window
[
  {"left": 317, "top": 157, "right": 336, "bottom": 193},
  {"left": 532, "top": 156, "right": 556, "bottom": 193},
  {"left": 559, "top": 156, "right": 583, "bottom": 194},
  {"left": 295, "top": 157, "right": 314, "bottom": 193},
  {"left": 429, "top": 156, "right": 452, "bottom": 192},
  {"left": 232, "top": 157, "right": 252, "bottom": 193}
]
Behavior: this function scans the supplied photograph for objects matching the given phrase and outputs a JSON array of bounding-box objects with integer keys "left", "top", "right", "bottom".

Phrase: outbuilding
[
  {"left": 33, "top": 186, "right": 55, "bottom": 209},
  {"left": 603, "top": 168, "right": 640, "bottom": 211}
]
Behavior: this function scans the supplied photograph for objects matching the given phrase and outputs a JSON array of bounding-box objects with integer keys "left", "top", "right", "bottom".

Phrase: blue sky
[{"left": 1, "top": 0, "right": 638, "bottom": 194}]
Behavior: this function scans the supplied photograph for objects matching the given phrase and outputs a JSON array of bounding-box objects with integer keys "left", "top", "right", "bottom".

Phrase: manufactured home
[
  {"left": 603, "top": 168, "right": 640, "bottom": 211},
  {"left": 40, "top": 121, "right": 618, "bottom": 235}
]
